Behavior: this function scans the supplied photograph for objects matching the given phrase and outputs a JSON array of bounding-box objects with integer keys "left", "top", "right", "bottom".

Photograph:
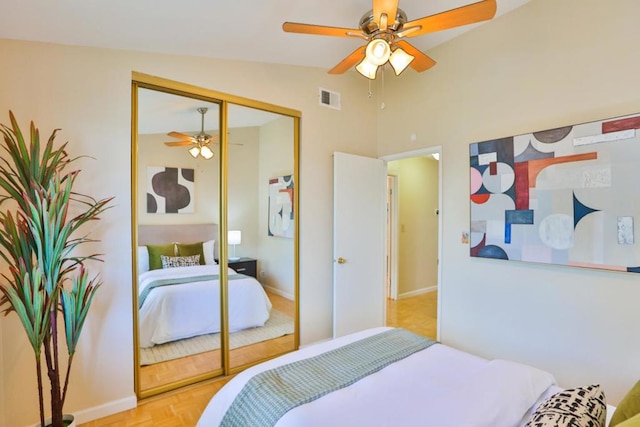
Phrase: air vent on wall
[{"left": 319, "top": 88, "right": 341, "bottom": 110}]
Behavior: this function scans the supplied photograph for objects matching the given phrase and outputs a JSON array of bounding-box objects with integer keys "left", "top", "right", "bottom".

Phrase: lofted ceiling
[
  {"left": 2, "top": 0, "right": 530, "bottom": 72},
  {"left": 2, "top": 1, "right": 530, "bottom": 134}
]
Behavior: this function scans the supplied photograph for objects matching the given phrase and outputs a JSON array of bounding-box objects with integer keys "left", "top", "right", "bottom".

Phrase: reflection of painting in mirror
[
  {"left": 146, "top": 166, "right": 195, "bottom": 214},
  {"left": 268, "top": 175, "right": 294, "bottom": 238}
]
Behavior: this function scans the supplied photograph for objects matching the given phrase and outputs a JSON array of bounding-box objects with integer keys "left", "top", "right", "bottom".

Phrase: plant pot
[{"left": 35, "top": 414, "right": 76, "bottom": 427}]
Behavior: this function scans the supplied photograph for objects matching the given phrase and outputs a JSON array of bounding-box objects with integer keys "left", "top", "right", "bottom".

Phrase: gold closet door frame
[{"left": 131, "top": 72, "right": 301, "bottom": 399}]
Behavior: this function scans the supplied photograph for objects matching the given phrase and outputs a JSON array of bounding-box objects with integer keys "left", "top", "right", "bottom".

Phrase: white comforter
[
  {"left": 198, "top": 327, "right": 557, "bottom": 427},
  {"left": 138, "top": 264, "right": 272, "bottom": 348}
]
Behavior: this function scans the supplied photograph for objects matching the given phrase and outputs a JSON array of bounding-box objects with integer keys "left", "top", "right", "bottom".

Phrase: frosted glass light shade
[
  {"left": 188, "top": 146, "right": 200, "bottom": 158},
  {"left": 365, "top": 39, "right": 391, "bottom": 65},
  {"left": 356, "top": 58, "right": 379, "bottom": 80},
  {"left": 200, "top": 145, "right": 214, "bottom": 159},
  {"left": 389, "top": 48, "right": 414, "bottom": 75}
]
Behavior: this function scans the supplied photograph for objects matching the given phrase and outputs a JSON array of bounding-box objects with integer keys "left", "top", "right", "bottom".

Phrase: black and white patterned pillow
[
  {"left": 161, "top": 254, "right": 201, "bottom": 269},
  {"left": 525, "top": 384, "right": 606, "bottom": 427}
]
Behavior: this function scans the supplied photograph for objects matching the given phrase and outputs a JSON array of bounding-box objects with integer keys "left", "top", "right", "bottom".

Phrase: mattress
[
  {"left": 138, "top": 264, "right": 272, "bottom": 348},
  {"left": 198, "top": 327, "right": 559, "bottom": 427}
]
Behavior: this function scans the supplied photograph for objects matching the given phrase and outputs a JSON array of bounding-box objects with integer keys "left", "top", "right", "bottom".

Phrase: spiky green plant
[{"left": 0, "top": 111, "right": 112, "bottom": 427}]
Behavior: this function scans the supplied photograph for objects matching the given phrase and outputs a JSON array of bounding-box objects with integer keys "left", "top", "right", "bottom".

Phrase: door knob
[{"left": 336, "top": 257, "right": 347, "bottom": 264}]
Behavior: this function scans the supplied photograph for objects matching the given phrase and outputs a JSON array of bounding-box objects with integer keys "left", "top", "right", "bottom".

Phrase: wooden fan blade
[
  {"left": 373, "top": 0, "right": 398, "bottom": 29},
  {"left": 164, "top": 141, "right": 194, "bottom": 147},
  {"left": 395, "top": 40, "right": 437, "bottom": 72},
  {"left": 167, "top": 131, "right": 194, "bottom": 141},
  {"left": 403, "top": 0, "right": 497, "bottom": 37},
  {"left": 328, "top": 46, "right": 367, "bottom": 74},
  {"left": 283, "top": 22, "right": 364, "bottom": 38}
]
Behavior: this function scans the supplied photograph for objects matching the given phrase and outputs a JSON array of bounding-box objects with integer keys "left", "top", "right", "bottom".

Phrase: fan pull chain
[
  {"left": 368, "top": 78, "right": 373, "bottom": 98},
  {"left": 380, "top": 66, "right": 386, "bottom": 110}
]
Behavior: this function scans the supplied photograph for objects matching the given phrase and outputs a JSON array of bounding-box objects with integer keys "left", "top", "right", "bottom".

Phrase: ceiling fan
[
  {"left": 282, "top": 0, "right": 497, "bottom": 79},
  {"left": 165, "top": 107, "right": 217, "bottom": 159}
]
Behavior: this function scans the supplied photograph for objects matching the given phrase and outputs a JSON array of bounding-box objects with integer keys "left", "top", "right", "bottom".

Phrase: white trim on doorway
[{"left": 380, "top": 146, "right": 442, "bottom": 341}]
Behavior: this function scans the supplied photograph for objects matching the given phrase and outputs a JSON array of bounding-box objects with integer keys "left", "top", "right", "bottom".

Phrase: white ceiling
[
  {"left": 2, "top": 0, "right": 530, "bottom": 71},
  {"left": 3, "top": 0, "right": 530, "bottom": 134}
]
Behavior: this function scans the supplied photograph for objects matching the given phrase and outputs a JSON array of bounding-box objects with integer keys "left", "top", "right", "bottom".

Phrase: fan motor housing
[{"left": 359, "top": 8, "right": 407, "bottom": 35}]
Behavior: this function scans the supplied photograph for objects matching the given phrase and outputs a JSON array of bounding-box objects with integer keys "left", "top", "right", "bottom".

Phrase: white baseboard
[
  {"left": 263, "top": 285, "right": 294, "bottom": 301},
  {"left": 397, "top": 285, "right": 437, "bottom": 299},
  {"left": 73, "top": 394, "right": 137, "bottom": 424}
]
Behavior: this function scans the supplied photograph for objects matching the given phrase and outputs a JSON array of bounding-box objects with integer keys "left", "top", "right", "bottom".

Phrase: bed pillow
[
  {"left": 177, "top": 242, "right": 205, "bottom": 265},
  {"left": 137, "top": 246, "right": 149, "bottom": 273},
  {"left": 203, "top": 239, "right": 216, "bottom": 265},
  {"left": 617, "top": 413, "right": 640, "bottom": 427},
  {"left": 147, "top": 243, "right": 176, "bottom": 270},
  {"left": 161, "top": 254, "right": 201, "bottom": 269},
  {"left": 524, "top": 384, "right": 606, "bottom": 427},
  {"left": 610, "top": 380, "right": 640, "bottom": 426}
]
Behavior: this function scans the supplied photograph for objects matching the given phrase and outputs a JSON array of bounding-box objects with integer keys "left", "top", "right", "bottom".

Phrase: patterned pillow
[
  {"left": 161, "top": 254, "right": 201, "bottom": 269},
  {"left": 525, "top": 384, "right": 606, "bottom": 427}
]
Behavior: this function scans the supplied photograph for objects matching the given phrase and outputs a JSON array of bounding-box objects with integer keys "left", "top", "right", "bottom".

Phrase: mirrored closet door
[
  {"left": 227, "top": 104, "right": 297, "bottom": 371},
  {"left": 131, "top": 73, "right": 300, "bottom": 398}
]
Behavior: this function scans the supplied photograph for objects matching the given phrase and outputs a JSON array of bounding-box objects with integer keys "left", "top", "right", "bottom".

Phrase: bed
[
  {"left": 198, "top": 327, "right": 615, "bottom": 427},
  {"left": 137, "top": 224, "right": 272, "bottom": 348}
]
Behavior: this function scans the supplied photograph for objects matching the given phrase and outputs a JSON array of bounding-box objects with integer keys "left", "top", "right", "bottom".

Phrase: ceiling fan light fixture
[
  {"left": 200, "top": 145, "right": 214, "bottom": 159},
  {"left": 365, "top": 38, "right": 391, "bottom": 66},
  {"left": 355, "top": 58, "right": 379, "bottom": 80},
  {"left": 188, "top": 146, "right": 200, "bottom": 158},
  {"left": 389, "top": 47, "right": 414, "bottom": 76}
]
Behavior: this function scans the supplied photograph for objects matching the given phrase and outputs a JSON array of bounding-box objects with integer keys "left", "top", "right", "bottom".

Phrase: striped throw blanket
[
  {"left": 138, "top": 273, "right": 247, "bottom": 308},
  {"left": 220, "top": 328, "right": 436, "bottom": 427}
]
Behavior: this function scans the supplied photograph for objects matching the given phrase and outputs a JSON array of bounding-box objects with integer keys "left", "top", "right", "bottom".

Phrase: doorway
[{"left": 382, "top": 148, "right": 441, "bottom": 340}]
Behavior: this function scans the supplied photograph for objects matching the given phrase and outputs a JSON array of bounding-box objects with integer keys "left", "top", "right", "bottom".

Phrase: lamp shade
[
  {"left": 188, "top": 146, "right": 200, "bottom": 158},
  {"left": 356, "top": 58, "right": 379, "bottom": 80},
  {"left": 389, "top": 48, "right": 414, "bottom": 76},
  {"left": 228, "top": 230, "right": 242, "bottom": 245},
  {"left": 365, "top": 39, "right": 391, "bottom": 66},
  {"left": 200, "top": 145, "right": 214, "bottom": 159}
]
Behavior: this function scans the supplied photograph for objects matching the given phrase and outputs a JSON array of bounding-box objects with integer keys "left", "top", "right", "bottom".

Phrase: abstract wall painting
[
  {"left": 469, "top": 112, "right": 640, "bottom": 273},
  {"left": 268, "top": 175, "right": 294, "bottom": 238},
  {"left": 147, "top": 166, "right": 195, "bottom": 214}
]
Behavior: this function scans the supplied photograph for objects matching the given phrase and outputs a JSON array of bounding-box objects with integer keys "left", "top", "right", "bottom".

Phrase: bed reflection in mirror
[
  {"left": 135, "top": 85, "right": 297, "bottom": 395},
  {"left": 136, "top": 89, "right": 224, "bottom": 393}
]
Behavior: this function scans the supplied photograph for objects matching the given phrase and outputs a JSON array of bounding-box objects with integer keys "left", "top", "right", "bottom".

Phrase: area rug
[{"left": 140, "top": 309, "right": 294, "bottom": 365}]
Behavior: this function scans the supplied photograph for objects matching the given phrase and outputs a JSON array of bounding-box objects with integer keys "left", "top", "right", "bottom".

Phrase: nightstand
[{"left": 228, "top": 257, "right": 257, "bottom": 278}]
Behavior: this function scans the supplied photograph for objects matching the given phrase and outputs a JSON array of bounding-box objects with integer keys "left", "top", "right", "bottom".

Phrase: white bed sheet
[
  {"left": 138, "top": 264, "right": 272, "bottom": 348},
  {"left": 199, "top": 327, "right": 557, "bottom": 427}
]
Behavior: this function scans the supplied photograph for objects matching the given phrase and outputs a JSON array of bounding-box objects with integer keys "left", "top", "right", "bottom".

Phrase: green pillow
[
  {"left": 611, "top": 380, "right": 640, "bottom": 426},
  {"left": 147, "top": 244, "right": 175, "bottom": 270},
  {"left": 177, "top": 242, "right": 205, "bottom": 265},
  {"left": 617, "top": 413, "right": 640, "bottom": 427}
]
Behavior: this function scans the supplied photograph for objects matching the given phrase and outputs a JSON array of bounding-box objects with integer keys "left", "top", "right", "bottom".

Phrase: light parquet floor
[
  {"left": 81, "top": 291, "right": 437, "bottom": 426},
  {"left": 386, "top": 290, "right": 438, "bottom": 340},
  {"left": 139, "top": 291, "right": 295, "bottom": 390}
]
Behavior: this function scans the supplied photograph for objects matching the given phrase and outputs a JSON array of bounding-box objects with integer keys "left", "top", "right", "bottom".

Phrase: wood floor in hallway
[
  {"left": 82, "top": 291, "right": 437, "bottom": 426},
  {"left": 386, "top": 290, "right": 438, "bottom": 340}
]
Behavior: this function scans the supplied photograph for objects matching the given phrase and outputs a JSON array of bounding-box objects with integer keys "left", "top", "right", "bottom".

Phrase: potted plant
[{"left": 0, "top": 111, "right": 112, "bottom": 427}]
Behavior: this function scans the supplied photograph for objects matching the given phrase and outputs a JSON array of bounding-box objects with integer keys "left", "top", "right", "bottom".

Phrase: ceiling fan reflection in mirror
[
  {"left": 282, "top": 0, "right": 497, "bottom": 79},
  {"left": 165, "top": 107, "right": 218, "bottom": 159}
]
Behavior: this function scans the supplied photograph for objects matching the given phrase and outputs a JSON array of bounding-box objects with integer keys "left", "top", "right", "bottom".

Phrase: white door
[{"left": 333, "top": 152, "right": 387, "bottom": 338}]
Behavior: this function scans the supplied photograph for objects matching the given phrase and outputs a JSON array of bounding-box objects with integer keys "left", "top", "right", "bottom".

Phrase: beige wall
[
  {"left": 378, "top": 0, "right": 640, "bottom": 404},
  {"left": 387, "top": 157, "right": 439, "bottom": 295},
  {"left": 0, "top": 39, "right": 377, "bottom": 426},
  {"left": 257, "top": 117, "right": 295, "bottom": 297}
]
